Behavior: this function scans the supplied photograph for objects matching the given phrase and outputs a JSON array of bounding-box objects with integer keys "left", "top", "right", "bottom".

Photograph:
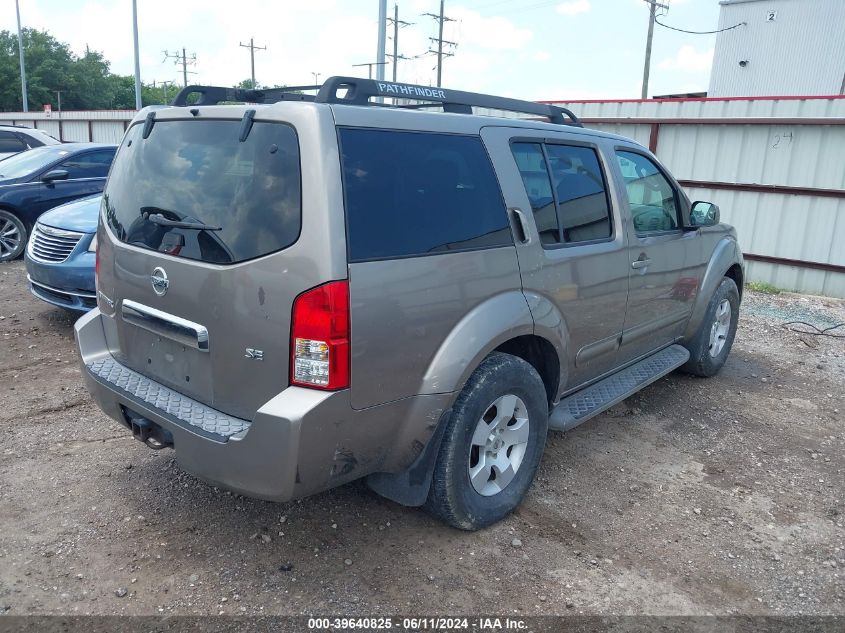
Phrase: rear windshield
[{"left": 104, "top": 119, "right": 301, "bottom": 264}]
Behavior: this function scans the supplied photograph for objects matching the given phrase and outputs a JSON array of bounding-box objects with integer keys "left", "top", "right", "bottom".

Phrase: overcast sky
[{"left": 1, "top": 0, "right": 721, "bottom": 101}]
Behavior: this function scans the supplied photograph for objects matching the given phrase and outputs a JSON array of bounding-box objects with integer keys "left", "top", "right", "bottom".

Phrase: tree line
[
  {"left": 0, "top": 28, "right": 180, "bottom": 111},
  {"left": 0, "top": 28, "right": 293, "bottom": 112}
]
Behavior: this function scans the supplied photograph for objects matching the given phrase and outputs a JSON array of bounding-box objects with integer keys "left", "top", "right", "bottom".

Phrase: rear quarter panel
[{"left": 349, "top": 247, "right": 527, "bottom": 409}]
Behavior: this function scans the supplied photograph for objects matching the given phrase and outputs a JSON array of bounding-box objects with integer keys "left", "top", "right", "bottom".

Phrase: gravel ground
[{"left": 0, "top": 259, "right": 842, "bottom": 616}]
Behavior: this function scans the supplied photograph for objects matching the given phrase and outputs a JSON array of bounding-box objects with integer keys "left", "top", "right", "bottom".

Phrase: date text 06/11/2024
[{"left": 306, "top": 616, "right": 528, "bottom": 630}]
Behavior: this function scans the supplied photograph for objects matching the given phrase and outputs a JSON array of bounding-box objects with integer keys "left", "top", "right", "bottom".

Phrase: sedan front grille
[{"left": 28, "top": 223, "right": 84, "bottom": 264}]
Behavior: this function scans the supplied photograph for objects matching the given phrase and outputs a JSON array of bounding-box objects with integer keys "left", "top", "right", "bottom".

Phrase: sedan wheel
[{"left": 0, "top": 211, "right": 26, "bottom": 262}]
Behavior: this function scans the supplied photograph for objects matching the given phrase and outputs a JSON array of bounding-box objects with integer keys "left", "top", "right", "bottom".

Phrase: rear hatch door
[{"left": 97, "top": 109, "right": 338, "bottom": 420}]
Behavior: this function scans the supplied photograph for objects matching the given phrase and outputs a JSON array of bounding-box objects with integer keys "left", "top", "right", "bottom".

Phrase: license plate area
[{"left": 117, "top": 323, "right": 213, "bottom": 403}]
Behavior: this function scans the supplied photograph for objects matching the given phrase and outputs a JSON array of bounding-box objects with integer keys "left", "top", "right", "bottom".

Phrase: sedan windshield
[{"left": 0, "top": 146, "right": 71, "bottom": 180}]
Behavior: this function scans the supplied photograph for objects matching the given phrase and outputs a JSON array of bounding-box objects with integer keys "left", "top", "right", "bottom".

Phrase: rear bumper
[{"left": 75, "top": 309, "right": 452, "bottom": 502}]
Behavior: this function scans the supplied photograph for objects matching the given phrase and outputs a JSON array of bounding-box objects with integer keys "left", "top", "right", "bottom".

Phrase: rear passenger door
[{"left": 481, "top": 127, "right": 630, "bottom": 392}]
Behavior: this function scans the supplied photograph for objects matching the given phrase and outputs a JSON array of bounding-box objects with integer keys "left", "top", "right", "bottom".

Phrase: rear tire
[
  {"left": 425, "top": 352, "right": 548, "bottom": 530},
  {"left": 681, "top": 277, "right": 740, "bottom": 377},
  {"left": 0, "top": 210, "right": 26, "bottom": 262}
]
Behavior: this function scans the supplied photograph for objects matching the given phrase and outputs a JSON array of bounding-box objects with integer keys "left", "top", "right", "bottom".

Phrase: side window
[
  {"left": 339, "top": 128, "right": 511, "bottom": 261},
  {"left": 511, "top": 143, "right": 558, "bottom": 245},
  {"left": 19, "top": 132, "right": 44, "bottom": 148},
  {"left": 59, "top": 150, "right": 115, "bottom": 179},
  {"left": 615, "top": 150, "right": 679, "bottom": 234},
  {"left": 546, "top": 144, "right": 612, "bottom": 243},
  {"left": 0, "top": 131, "right": 26, "bottom": 153},
  {"left": 511, "top": 141, "right": 612, "bottom": 246}
]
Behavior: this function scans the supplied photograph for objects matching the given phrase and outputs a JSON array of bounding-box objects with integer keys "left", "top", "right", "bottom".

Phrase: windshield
[
  {"left": 104, "top": 119, "right": 301, "bottom": 264},
  {"left": 0, "top": 145, "right": 71, "bottom": 179}
]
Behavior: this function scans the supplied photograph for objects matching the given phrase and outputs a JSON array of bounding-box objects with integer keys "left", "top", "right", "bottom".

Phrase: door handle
[
  {"left": 631, "top": 257, "right": 651, "bottom": 269},
  {"left": 510, "top": 208, "right": 530, "bottom": 244}
]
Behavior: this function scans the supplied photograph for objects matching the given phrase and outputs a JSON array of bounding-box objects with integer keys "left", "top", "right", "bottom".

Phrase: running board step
[{"left": 549, "top": 344, "right": 689, "bottom": 432}]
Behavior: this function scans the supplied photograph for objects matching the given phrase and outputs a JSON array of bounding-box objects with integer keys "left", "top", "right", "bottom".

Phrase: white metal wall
[
  {"left": 709, "top": 0, "right": 845, "bottom": 97},
  {"left": 0, "top": 110, "right": 133, "bottom": 143},
  {"left": 1, "top": 98, "right": 844, "bottom": 296},
  {"left": 546, "top": 96, "right": 845, "bottom": 297}
]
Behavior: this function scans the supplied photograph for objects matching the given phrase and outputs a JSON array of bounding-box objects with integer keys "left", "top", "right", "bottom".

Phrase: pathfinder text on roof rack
[{"left": 376, "top": 83, "right": 447, "bottom": 99}]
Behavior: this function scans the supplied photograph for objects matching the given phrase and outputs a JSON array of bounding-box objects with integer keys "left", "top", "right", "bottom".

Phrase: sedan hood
[{"left": 38, "top": 195, "right": 101, "bottom": 234}]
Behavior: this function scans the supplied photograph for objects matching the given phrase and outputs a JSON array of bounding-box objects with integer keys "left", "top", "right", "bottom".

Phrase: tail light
[{"left": 290, "top": 280, "right": 350, "bottom": 390}]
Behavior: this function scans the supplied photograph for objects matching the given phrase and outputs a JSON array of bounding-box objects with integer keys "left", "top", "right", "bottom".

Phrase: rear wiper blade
[{"left": 144, "top": 211, "right": 222, "bottom": 231}]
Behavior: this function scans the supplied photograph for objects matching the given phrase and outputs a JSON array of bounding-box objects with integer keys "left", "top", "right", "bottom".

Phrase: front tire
[
  {"left": 425, "top": 352, "right": 549, "bottom": 530},
  {"left": 0, "top": 210, "right": 26, "bottom": 262},
  {"left": 682, "top": 277, "right": 740, "bottom": 377}
]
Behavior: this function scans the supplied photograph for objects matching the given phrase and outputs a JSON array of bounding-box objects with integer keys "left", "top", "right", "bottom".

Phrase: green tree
[
  {"left": 235, "top": 78, "right": 264, "bottom": 90},
  {"left": 0, "top": 28, "right": 153, "bottom": 111},
  {"left": 0, "top": 28, "right": 75, "bottom": 111}
]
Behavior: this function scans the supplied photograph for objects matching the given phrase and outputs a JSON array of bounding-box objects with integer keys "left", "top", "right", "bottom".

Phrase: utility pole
[
  {"left": 163, "top": 48, "right": 197, "bottom": 87},
  {"left": 424, "top": 0, "right": 456, "bottom": 87},
  {"left": 376, "top": 0, "right": 387, "bottom": 82},
  {"left": 352, "top": 61, "right": 387, "bottom": 80},
  {"left": 386, "top": 3, "right": 412, "bottom": 83},
  {"left": 239, "top": 38, "right": 267, "bottom": 89},
  {"left": 15, "top": 0, "right": 28, "bottom": 112},
  {"left": 641, "top": 0, "right": 668, "bottom": 99},
  {"left": 132, "top": 0, "right": 142, "bottom": 109}
]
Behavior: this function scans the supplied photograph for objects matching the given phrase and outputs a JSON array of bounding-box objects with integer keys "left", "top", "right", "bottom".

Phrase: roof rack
[
  {"left": 171, "top": 85, "right": 318, "bottom": 107},
  {"left": 170, "top": 76, "right": 582, "bottom": 127},
  {"left": 318, "top": 77, "right": 582, "bottom": 126}
]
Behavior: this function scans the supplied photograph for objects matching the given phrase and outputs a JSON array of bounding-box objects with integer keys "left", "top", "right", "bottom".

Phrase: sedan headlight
[{"left": 87, "top": 234, "right": 97, "bottom": 252}]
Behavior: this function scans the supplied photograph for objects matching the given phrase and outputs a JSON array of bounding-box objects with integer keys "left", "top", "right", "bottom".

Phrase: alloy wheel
[
  {"left": 708, "top": 299, "right": 731, "bottom": 357},
  {"left": 468, "top": 394, "right": 530, "bottom": 496},
  {"left": 0, "top": 218, "right": 21, "bottom": 260}
]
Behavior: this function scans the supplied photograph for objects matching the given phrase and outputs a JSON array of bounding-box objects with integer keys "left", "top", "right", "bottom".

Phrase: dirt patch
[{"left": 0, "top": 260, "right": 842, "bottom": 616}]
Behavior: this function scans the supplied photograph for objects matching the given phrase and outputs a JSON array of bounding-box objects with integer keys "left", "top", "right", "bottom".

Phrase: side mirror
[
  {"left": 689, "top": 201, "right": 720, "bottom": 227},
  {"left": 41, "top": 169, "right": 69, "bottom": 183}
]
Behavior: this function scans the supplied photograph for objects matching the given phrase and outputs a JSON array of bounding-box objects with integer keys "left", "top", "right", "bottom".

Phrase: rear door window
[
  {"left": 104, "top": 119, "right": 301, "bottom": 264},
  {"left": 0, "top": 131, "right": 26, "bottom": 153},
  {"left": 339, "top": 128, "right": 511, "bottom": 262},
  {"left": 546, "top": 144, "right": 612, "bottom": 243},
  {"left": 511, "top": 141, "right": 612, "bottom": 245},
  {"left": 59, "top": 150, "right": 115, "bottom": 179},
  {"left": 511, "top": 142, "right": 558, "bottom": 246}
]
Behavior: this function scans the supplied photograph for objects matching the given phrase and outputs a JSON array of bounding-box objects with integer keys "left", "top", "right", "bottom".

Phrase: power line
[
  {"left": 655, "top": 18, "right": 747, "bottom": 35},
  {"left": 352, "top": 61, "right": 387, "bottom": 80},
  {"left": 163, "top": 48, "right": 197, "bottom": 87},
  {"left": 239, "top": 37, "right": 267, "bottom": 89},
  {"left": 423, "top": 0, "right": 456, "bottom": 87}
]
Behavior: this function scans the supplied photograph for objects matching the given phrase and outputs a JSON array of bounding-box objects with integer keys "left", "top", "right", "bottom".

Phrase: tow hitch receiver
[{"left": 124, "top": 409, "right": 174, "bottom": 450}]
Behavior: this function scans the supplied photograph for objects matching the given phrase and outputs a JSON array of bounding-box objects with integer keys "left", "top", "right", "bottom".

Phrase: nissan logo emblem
[{"left": 151, "top": 267, "right": 169, "bottom": 296}]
